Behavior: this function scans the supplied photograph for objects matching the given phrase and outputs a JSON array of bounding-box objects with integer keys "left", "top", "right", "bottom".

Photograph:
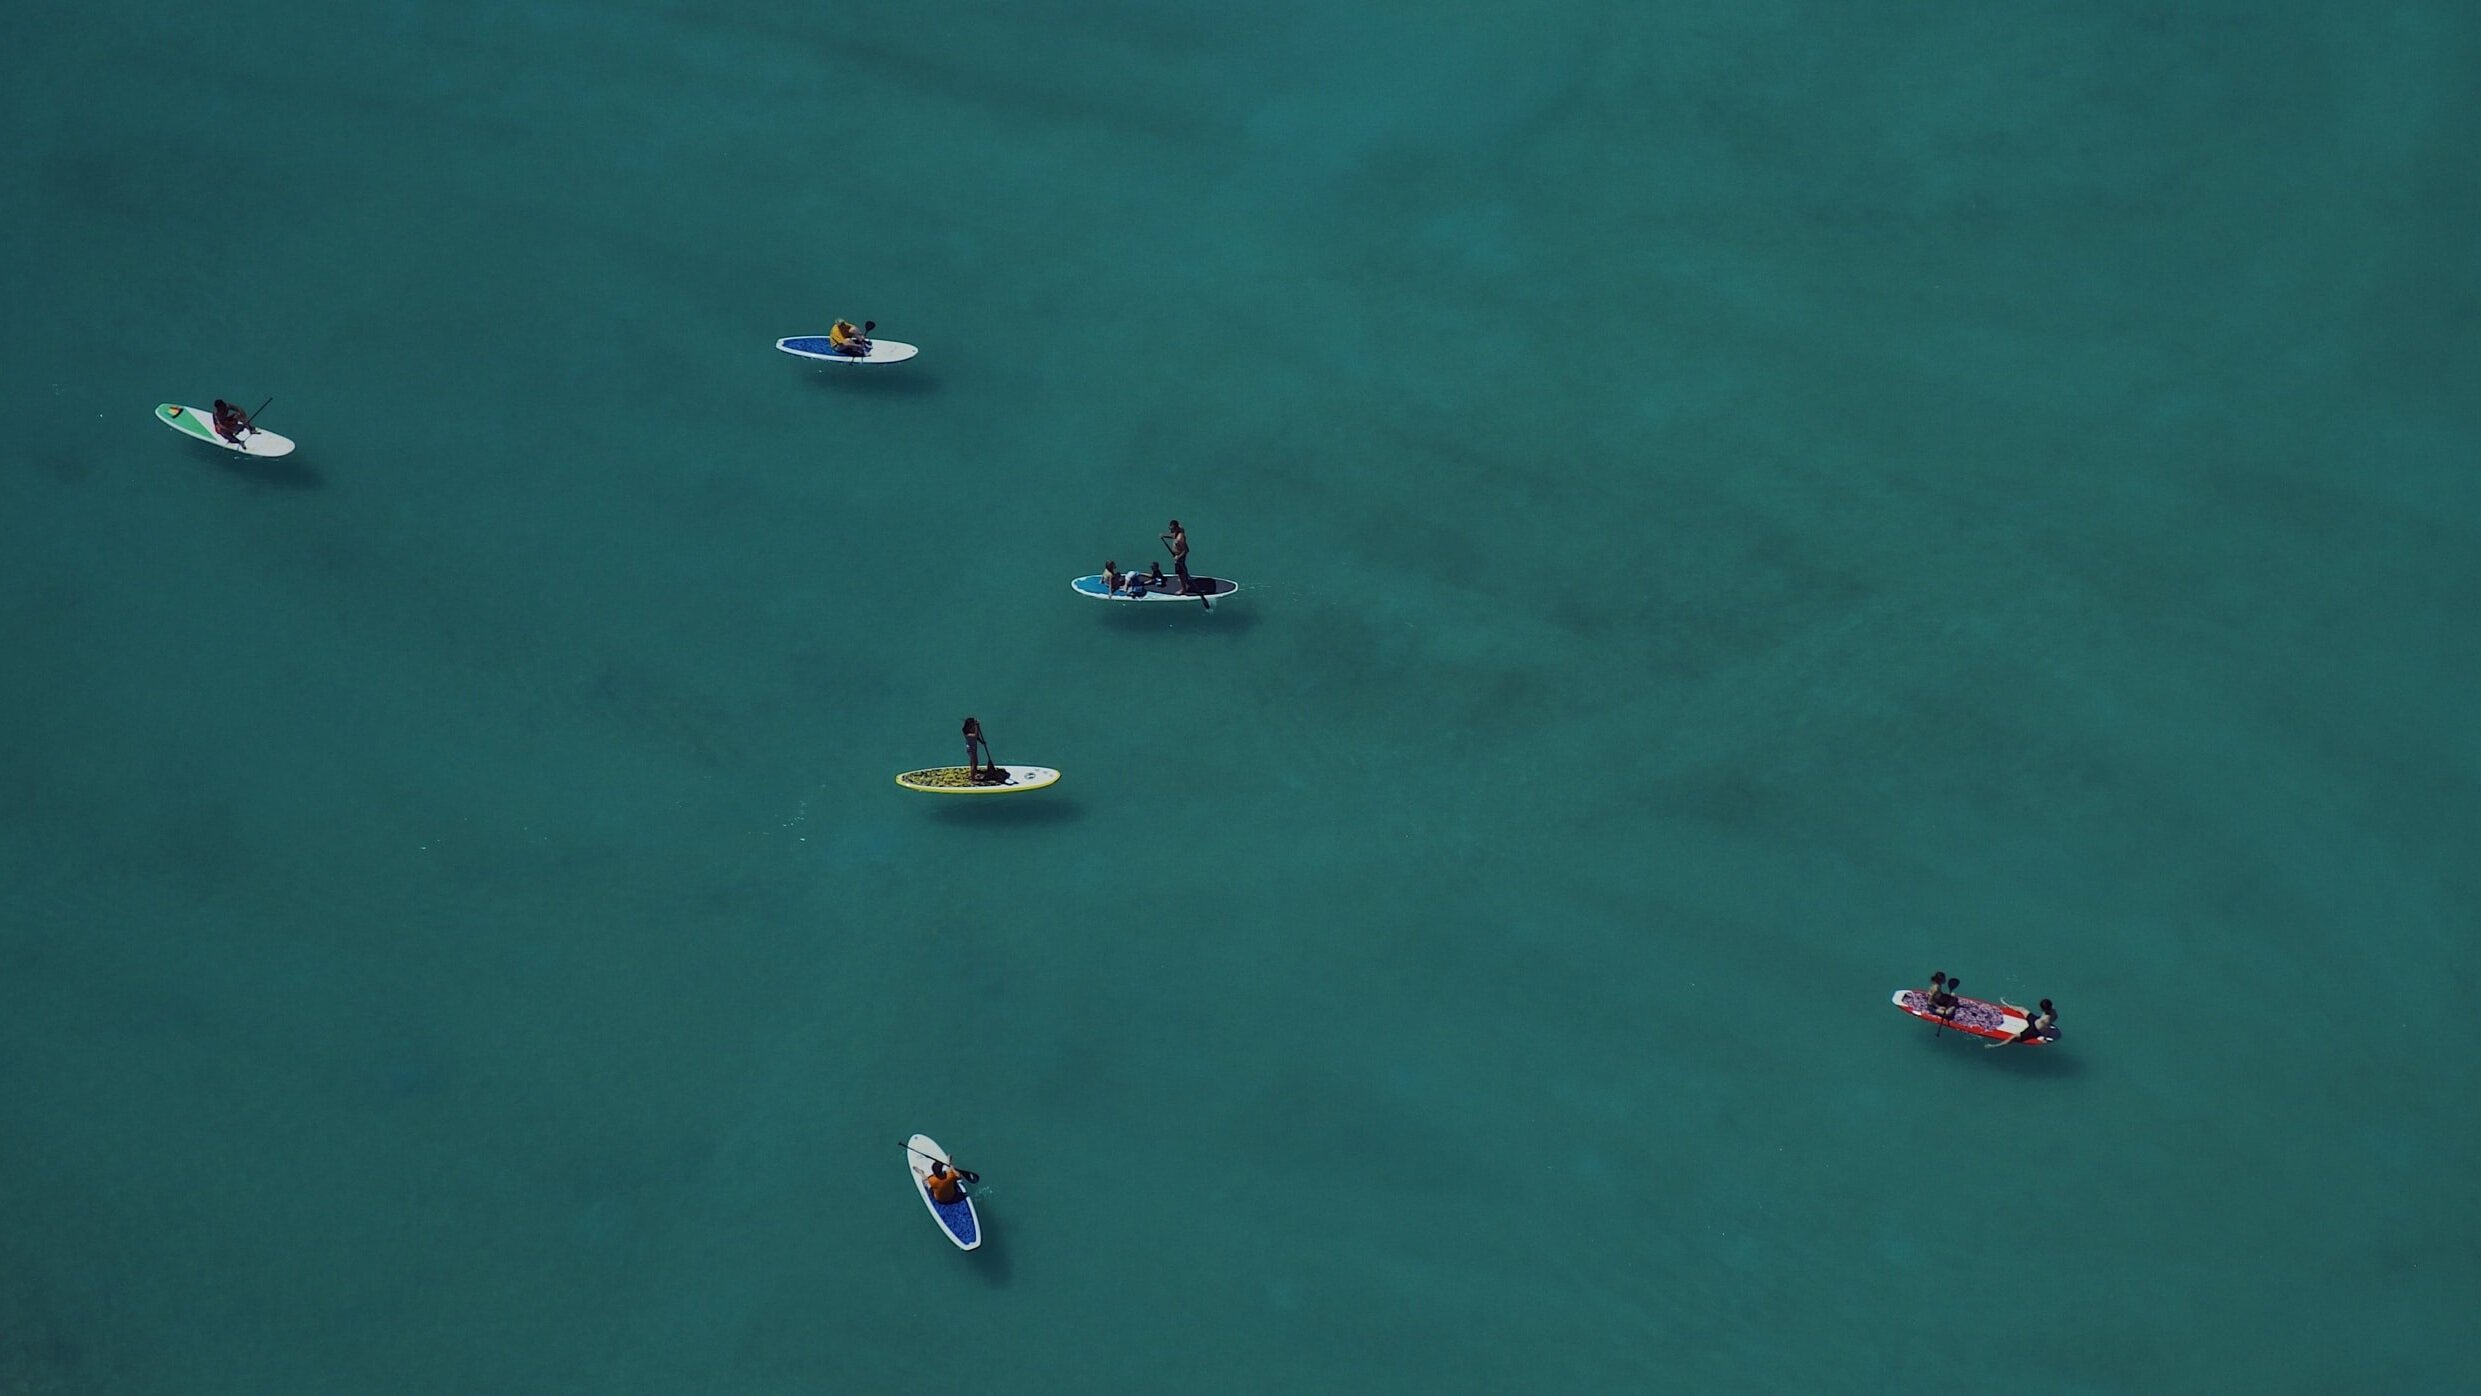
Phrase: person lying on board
[
  {"left": 1104, "top": 560, "right": 1160, "bottom": 596},
  {"left": 1992, "top": 999, "right": 2060, "bottom": 1046},
  {"left": 828, "top": 319, "right": 874, "bottom": 355},
  {"left": 211, "top": 399, "right": 250, "bottom": 443},
  {"left": 923, "top": 1160, "right": 967, "bottom": 1205}
]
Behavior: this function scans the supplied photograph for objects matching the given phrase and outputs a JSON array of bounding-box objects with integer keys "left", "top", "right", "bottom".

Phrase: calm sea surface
[{"left": 4, "top": 2, "right": 2476, "bottom": 1391}]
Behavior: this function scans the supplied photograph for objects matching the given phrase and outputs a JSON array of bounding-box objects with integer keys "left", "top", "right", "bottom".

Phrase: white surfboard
[
  {"left": 776, "top": 336, "right": 920, "bottom": 364},
  {"left": 1071, "top": 573, "right": 1237, "bottom": 602},
  {"left": 906, "top": 1134, "right": 982, "bottom": 1250},
  {"left": 156, "top": 403, "right": 296, "bottom": 457}
]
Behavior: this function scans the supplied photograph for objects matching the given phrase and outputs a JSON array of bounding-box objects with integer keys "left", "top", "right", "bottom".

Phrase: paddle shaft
[
  {"left": 1925, "top": 981, "right": 1965, "bottom": 1034},
  {"left": 1161, "top": 536, "right": 1209, "bottom": 609},
  {"left": 248, "top": 395, "right": 273, "bottom": 429},
  {"left": 904, "top": 1141, "right": 979, "bottom": 1184}
]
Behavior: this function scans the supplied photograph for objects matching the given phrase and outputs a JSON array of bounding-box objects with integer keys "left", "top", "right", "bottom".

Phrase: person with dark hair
[
  {"left": 1159, "top": 519, "right": 1192, "bottom": 595},
  {"left": 1922, "top": 971, "right": 1953, "bottom": 1014},
  {"left": 1934, "top": 975, "right": 1964, "bottom": 1019},
  {"left": 1102, "top": 560, "right": 1126, "bottom": 596},
  {"left": 210, "top": 399, "right": 250, "bottom": 444},
  {"left": 962, "top": 716, "right": 998, "bottom": 783},
  {"left": 923, "top": 1159, "right": 967, "bottom": 1205}
]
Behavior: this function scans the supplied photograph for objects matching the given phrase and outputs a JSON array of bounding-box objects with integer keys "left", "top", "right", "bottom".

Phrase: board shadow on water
[
  {"left": 924, "top": 797, "right": 1087, "bottom": 827},
  {"left": 802, "top": 369, "right": 942, "bottom": 397},
  {"left": 210, "top": 450, "right": 324, "bottom": 491},
  {"left": 1911, "top": 1033, "right": 2086, "bottom": 1079},
  {"left": 967, "top": 1230, "right": 1012, "bottom": 1287},
  {"left": 1093, "top": 602, "right": 1260, "bottom": 636}
]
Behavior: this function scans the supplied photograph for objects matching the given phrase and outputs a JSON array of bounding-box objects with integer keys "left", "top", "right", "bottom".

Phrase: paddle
[
  {"left": 903, "top": 1141, "right": 981, "bottom": 1187},
  {"left": 213, "top": 396, "right": 272, "bottom": 445},
  {"left": 1985, "top": 1000, "right": 2041, "bottom": 1048}
]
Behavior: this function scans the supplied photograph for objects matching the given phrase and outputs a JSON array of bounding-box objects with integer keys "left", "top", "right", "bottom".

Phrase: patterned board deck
[
  {"left": 1893, "top": 988, "right": 2032, "bottom": 1042},
  {"left": 923, "top": 1185, "right": 979, "bottom": 1248},
  {"left": 894, "top": 765, "right": 1060, "bottom": 794},
  {"left": 775, "top": 336, "right": 919, "bottom": 363}
]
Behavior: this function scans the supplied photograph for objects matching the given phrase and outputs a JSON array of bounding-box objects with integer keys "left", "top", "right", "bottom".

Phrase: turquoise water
[{"left": 5, "top": 1, "right": 2477, "bottom": 1390}]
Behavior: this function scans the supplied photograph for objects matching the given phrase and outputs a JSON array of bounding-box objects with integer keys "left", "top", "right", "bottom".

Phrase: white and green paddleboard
[{"left": 156, "top": 404, "right": 295, "bottom": 457}]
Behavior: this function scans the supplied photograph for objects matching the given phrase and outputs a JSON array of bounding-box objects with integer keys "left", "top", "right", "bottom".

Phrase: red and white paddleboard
[{"left": 1891, "top": 988, "right": 2051, "bottom": 1045}]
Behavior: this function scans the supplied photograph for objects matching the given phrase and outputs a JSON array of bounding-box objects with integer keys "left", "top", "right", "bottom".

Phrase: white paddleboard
[
  {"left": 907, "top": 1134, "right": 982, "bottom": 1250},
  {"left": 1071, "top": 573, "right": 1237, "bottom": 602},
  {"left": 156, "top": 403, "right": 296, "bottom": 457},
  {"left": 894, "top": 765, "right": 1061, "bottom": 795},
  {"left": 776, "top": 336, "right": 919, "bottom": 364}
]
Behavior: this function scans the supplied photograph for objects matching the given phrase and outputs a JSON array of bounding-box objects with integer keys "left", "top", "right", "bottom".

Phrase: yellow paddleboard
[{"left": 894, "top": 765, "right": 1061, "bottom": 795}]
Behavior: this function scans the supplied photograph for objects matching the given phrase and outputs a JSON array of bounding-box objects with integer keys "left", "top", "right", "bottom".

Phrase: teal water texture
[{"left": 4, "top": 1, "right": 2476, "bottom": 1391}]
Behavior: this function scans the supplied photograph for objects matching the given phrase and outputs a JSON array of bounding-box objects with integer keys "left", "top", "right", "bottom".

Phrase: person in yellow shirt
[
  {"left": 828, "top": 318, "right": 875, "bottom": 355},
  {"left": 923, "top": 1160, "right": 967, "bottom": 1205}
]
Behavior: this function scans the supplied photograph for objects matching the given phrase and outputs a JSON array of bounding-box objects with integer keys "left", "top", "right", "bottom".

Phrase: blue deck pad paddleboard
[
  {"left": 775, "top": 336, "right": 920, "bottom": 364},
  {"left": 907, "top": 1134, "right": 981, "bottom": 1250},
  {"left": 1070, "top": 574, "right": 1237, "bottom": 602}
]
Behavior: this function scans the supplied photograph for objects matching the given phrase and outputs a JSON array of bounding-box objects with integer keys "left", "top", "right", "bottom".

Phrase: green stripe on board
[{"left": 156, "top": 404, "right": 216, "bottom": 441}]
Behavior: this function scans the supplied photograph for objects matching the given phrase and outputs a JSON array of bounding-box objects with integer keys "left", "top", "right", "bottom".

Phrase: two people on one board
[
  {"left": 1098, "top": 521, "right": 1197, "bottom": 597},
  {"left": 1925, "top": 970, "right": 2059, "bottom": 1046},
  {"left": 1101, "top": 560, "right": 1171, "bottom": 597}
]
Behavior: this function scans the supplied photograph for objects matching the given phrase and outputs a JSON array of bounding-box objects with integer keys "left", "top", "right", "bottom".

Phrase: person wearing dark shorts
[
  {"left": 1159, "top": 519, "right": 1192, "bottom": 594},
  {"left": 1934, "top": 975, "right": 1963, "bottom": 1018},
  {"left": 962, "top": 716, "right": 998, "bottom": 783}
]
